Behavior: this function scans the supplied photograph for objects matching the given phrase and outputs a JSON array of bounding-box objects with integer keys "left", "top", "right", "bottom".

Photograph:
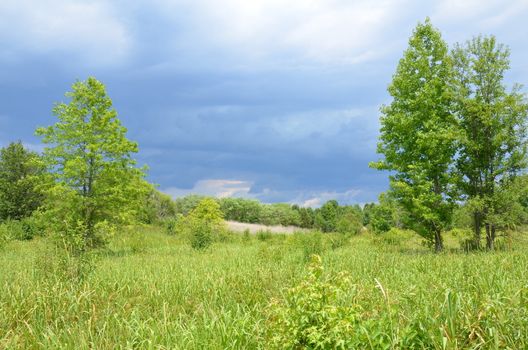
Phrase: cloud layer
[{"left": 1, "top": 0, "right": 527, "bottom": 206}]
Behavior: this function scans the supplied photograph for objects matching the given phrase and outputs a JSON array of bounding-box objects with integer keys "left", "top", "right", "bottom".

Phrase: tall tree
[
  {"left": 36, "top": 77, "right": 146, "bottom": 247},
  {"left": 452, "top": 36, "right": 528, "bottom": 249},
  {"left": 0, "top": 141, "right": 45, "bottom": 221},
  {"left": 371, "top": 19, "right": 457, "bottom": 252}
]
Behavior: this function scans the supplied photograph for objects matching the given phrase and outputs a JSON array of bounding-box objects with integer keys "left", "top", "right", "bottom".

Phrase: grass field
[{"left": 1, "top": 227, "right": 528, "bottom": 349}]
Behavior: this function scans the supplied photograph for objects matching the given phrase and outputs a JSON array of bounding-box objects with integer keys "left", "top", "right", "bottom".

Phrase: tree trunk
[
  {"left": 434, "top": 228, "right": 444, "bottom": 253},
  {"left": 473, "top": 211, "right": 481, "bottom": 248},
  {"left": 486, "top": 224, "right": 496, "bottom": 250}
]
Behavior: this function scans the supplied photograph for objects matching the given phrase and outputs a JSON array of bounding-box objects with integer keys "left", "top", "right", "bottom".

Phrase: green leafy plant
[
  {"left": 177, "top": 198, "right": 226, "bottom": 250},
  {"left": 36, "top": 77, "right": 147, "bottom": 249},
  {"left": 267, "top": 255, "right": 360, "bottom": 349}
]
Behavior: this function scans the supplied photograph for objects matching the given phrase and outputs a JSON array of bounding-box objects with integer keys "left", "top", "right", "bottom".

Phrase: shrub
[
  {"left": 164, "top": 215, "right": 181, "bottom": 235},
  {"left": 267, "top": 255, "right": 361, "bottom": 349},
  {"left": 375, "top": 228, "right": 415, "bottom": 247},
  {"left": 190, "top": 223, "right": 214, "bottom": 250},
  {"left": 34, "top": 221, "right": 97, "bottom": 282},
  {"left": 178, "top": 198, "right": 226, "bottom": 250},
  {"left": 450, "top": 228, "right": 480, "bottom": 252},
  {"left": 0, "top": 217, "right": 44, "bottom": 241}
]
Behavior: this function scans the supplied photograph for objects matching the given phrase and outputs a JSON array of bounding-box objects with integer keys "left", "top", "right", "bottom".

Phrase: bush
[
  {"left": 35, "top": 241, "right": 96, "bottom": 283},
  {"left": 267, "top": 255, "right": 361, "bottom": 349},
  {"left": 0, "top": 217, "right": 43, "bottom": 241},
  {"left": 190, "top": 223, "right": 214, "bottom": 250},
  {"left": 375, "top": 228, "right": 415, "bottom": 247},
  {"left": 34, "top": 221, "right": 97, "bottom": 282},
  {"left": 177, "top": 198, "right": 226, "bottom": 250},
  {"left": 164, "top": 215, "right": 181, "bottom": 235},
  {"left": 450, "top": 228, "right": 480, "bottom": 252}
]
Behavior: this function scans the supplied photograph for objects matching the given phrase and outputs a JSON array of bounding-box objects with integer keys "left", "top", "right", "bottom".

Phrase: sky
[{"left": 1, "top": 0, "right": 527, "bottom": 207}]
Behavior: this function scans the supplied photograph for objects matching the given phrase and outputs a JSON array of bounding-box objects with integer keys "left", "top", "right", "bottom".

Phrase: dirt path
[{"left": 226, "top": 220, "right": 306, "bottom": 234}]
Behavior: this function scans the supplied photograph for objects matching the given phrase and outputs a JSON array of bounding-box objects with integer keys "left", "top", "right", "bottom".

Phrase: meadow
[{"left": 1, "top": 227, "right": 528, "bottom": 349}]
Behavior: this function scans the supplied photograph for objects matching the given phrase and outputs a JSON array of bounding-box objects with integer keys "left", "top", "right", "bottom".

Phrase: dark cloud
[{"left": 1, "top": 0, "right": 527, "bottom": 205}]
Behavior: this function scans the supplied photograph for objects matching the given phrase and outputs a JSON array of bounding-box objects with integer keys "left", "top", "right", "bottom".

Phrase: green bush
[
  {"left": 267, "top": 255, "right": 361, "bottom": 349},
  {"left": 375, "top": 228, "right": 415, "bottom": 247},
  {"left": 177, "top": 198, "right": 226, "bottom": 250},
  {"left": 190, "top": 223, "right": 214, "bottom": 250},
  {"left": 34, "top": 221, "right": 97, "bottom": 282},
  {"left": 0, "top": 218, "right": 42, "bottom": 241},
  {"left": 164, "top": 215, "right": 181, "bottom": 235},
  {"left": 450, "top": 228, "right": 480, "bottom": 252},
  {"left": 35, "top": 241, "right": 96, "bottom": 283}
]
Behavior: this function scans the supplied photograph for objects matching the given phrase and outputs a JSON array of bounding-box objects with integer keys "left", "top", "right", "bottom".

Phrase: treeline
[
  {"left": 171, "top": 195, "right": 365, "bottom": 234},
  {"left": 2, "top": 19, "right": 528, "bottom": 255}
]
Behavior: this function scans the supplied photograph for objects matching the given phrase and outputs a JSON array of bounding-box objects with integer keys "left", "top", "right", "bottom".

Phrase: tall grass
[{"left": 1, "top": 227, "right": 527, "bottom": 348}]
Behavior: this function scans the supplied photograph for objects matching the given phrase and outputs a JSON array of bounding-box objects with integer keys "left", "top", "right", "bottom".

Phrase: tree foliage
[
  {"left": 371, "top": 19, "right": 457, "bottom": 251},
  {"left": 178, "top": 198, "right": 226, "bottom": 250},
  {"left": 0, "top": 141, "right": 45, "bottom": 221},
  {"left": 36, "top": 77, "right": 146, "bottom": 247},
  {"left": 452, "top": 36, "right": 528, "bottom": 249}
]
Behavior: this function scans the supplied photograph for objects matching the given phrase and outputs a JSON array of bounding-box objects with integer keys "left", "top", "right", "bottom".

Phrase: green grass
[{"left": 1, "top": 227, "right": 528, "bottom": 349}]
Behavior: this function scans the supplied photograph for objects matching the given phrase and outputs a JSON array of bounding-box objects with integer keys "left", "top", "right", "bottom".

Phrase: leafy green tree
[
  {"left": 315, "top": 200, "right": 339, "bottom": 232},
  {"left": 36, "top": 77, "right": 146, "bottom": 247},
  {"left": 452, "top": 36, "right": 528, "bottom": 249},
  {"left": 0, "top": 141, "right": 45, "bottom": 221},
  {"left": 174, "top": 195, "right": 207, "bottom": 216},
  {"left": 295, "top": 206, "right": 316, "bottom": 229},
  {"left": 371, "top": 19, "right": 457, "bottom": 251},
  {"left": 139, "top": 187, "right": 176, "bottom": 224},
  {"left": 366, "top": 193, "right": 404, "bottom": 234},
  {"left": 178, "top": 198, "right": 226, "bottom": 250},
  {"left": 336, "top": 207, "right": 363, "bottom": 235},
  {"left": 220, "top": 197, "right": 262, "bottom": 223}
]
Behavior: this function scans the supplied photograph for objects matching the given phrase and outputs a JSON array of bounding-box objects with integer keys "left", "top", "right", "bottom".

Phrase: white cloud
[
  {"left": 432, "top": 0, "right": 528, "bottom": 27},
  {"left": 295, "top": 189, "right": 362, "bottom": 208},
  {"left": 161, "top": 178, "right": 363, "bottom": 207},
  {"left": 162, "top": 179, "right": 253, "bottom": 199},
  {"left": 0, "top": 0, "right": 132, "bottom": 66},
  {"left": 155, "top": 0, "right": 408, "bottom": 66}
]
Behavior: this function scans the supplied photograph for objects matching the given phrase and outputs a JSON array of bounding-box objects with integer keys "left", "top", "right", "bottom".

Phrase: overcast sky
[{"left": 1, "top": 0, "right": 527, "bottom": 206}]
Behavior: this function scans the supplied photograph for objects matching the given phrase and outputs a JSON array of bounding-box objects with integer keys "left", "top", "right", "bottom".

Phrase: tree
[
  {"left": 36, "top": 77, "right": 146, "bottom": 248},
  {"left": 296, "top": 206, "right": 315, "bottom": 229},
  {"left": 178, "top": 198, "right": 226, "bottom": 250},
  {"left": 452, "top": 36, "right": 528, "bottom": 249},
  {"left": 371, "top": 19, "right": 457, "bottom": 252},
  {"left": 139, "top": 187, "right": 176, "bottom": 224},
  {"left": 336, "top": 206, "right": 363, "bottom": 235},
  {"left": 0, "top": 141, "right": 45, "bottom": 221},
  {"left": 367, "top": 192, "right": 407, "bottom": 234},
  {"left": 315, "top": 200, "right": 339, "bottom": 232}
]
